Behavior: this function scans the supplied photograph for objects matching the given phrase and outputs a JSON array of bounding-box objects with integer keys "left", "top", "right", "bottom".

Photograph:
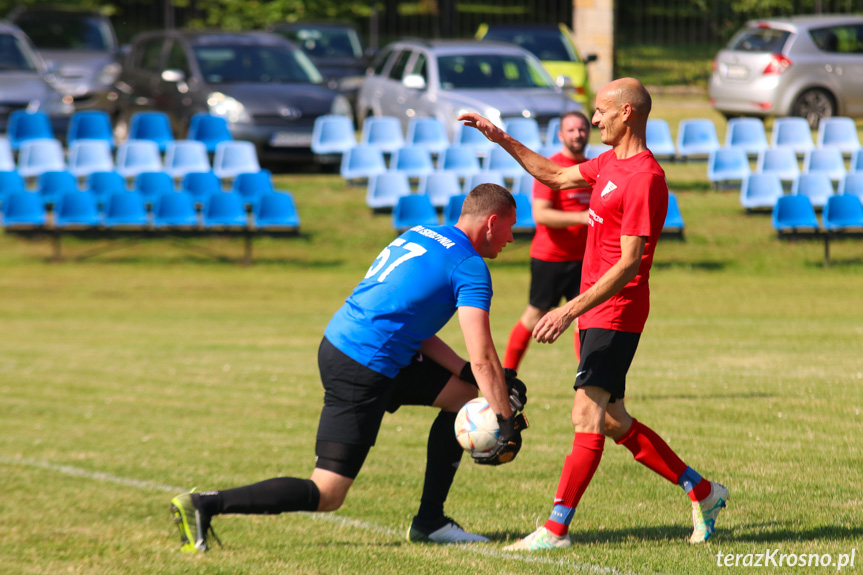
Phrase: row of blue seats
[
  {"left": 1, "top": 189, "right": 300, "bottom": 231},
  {"left": 741, "top": 172, "right": 863, "bottom": 210},
  {"left": 0, "top": 170, "right": 282, "bottom": 208},
  {"left": 773, "top": 193, "right": 863, "bottom": 233},
  {"left": 1, "top": 137, "right": 261, "bottom": 180},
  {"left": 709, "top": 146, "right": 863, "bottom": 187},
  {"left": 5, "top": 109, "right": 234, "bottom": 152}
]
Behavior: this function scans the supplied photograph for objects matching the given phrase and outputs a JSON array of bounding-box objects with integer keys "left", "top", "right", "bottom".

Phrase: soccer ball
[{"left": 454, "top": 397, "right": 500, "bottom": 453}]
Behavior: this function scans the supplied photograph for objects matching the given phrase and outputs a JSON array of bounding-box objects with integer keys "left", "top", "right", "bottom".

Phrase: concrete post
[{"left": 573, "top": 0, "right": 615, "bottom": 94}]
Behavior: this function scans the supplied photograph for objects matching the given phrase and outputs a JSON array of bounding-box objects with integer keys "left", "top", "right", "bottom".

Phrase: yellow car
[{"left": 476, "top": 23, "right": 596, "bottom": 107}]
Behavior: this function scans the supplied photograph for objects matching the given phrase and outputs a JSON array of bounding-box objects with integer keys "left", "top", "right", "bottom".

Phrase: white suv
[{"left": 356, "top": 39, "right": 582, "bottom": 140}]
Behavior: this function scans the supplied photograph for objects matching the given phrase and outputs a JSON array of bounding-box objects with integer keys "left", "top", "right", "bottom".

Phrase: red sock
[
  {"left": 503, "top": 321, "right": 532, "bottom": 370},
  {"left": 543, "top": 433, "right": 604, "bottom": 536},
  {"left": 617, "top": 419, "right": 688, "bottom": 484}
]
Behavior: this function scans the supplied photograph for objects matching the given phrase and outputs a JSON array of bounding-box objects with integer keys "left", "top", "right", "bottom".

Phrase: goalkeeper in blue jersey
[{"left": 171, "top": 183, "right": 529, "bottom": 552}]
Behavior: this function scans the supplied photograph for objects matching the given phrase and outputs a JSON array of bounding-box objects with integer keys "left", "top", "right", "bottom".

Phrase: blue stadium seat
[
  {"left": 443, "top": 194, "right": 467, "bottom": 226},
  {"left": 360, "top": 116, "right": 405, "bottom": 153},
  {"left": 707, "top": 147, "right": 750, "bottom": 187},
  {"left": 54, "top": 191, "right": 101, "bottom": 228},
  {"left": 484, "top": 147, "right": 526, "bottom": 180},
  {"left": 255, "top": 191, "right": 300, "bottom": 230},
  {"left": 417, "top": 172, "right": 461, "bottom": 208},
  {"left": 464, "top": 171, "right": 505, "bottom": 193},
  {"left": 232, "top": 170, "right": 275, "bottom": 208},
  {"left": 792, "top": 173, "right": 834, "bottom": 208},
  {"left": 504, "top": 117, "right": 542, "bottom": 151},
  {"left": 405, "top": 117, "right": 449, "bottom": 155},
  {"left": 103, "top": 191, "right": 149, "bottom": 228},
  {"left": 86, "top": 171, "right": 126, "bottom": 204},
  {"left": 804, "top": 148, "right": 846, "bottom": 183},
  {"left": 392, "top": 195, "right": 439, "bottom": 231},
  {"left": 182, "top": 171, "right": 222, "bottom": 203},
  {"left": 663, "top": 192, "right": 685, "bottom": 233},
  {"left": 725, "top": 117, "right": 768, "bottom": 157},
  {"left": 134, "top": 171, "right": 175, "bottom": 203},
  {"left": 816, "top": 117, "right": 861, "bottom": 155},
  {"left": 115, "top": 140, "right": 163, "bottom": 179},
  {"left": 677, "top": 118, "right": 720, "bottom": 159},
  {"left": 740, "top": 173, "right": 784, "bottom": 211},
  {"left": 36, "top": 171, "right": 77, "bottom": 206},
  {"left": 129, "top": 111, "right": 174, "bottom": 152},
  {"left": 153, "top": 191, "right": 198, "bottom": 228},
  {"left": 771, "top": 117, "right": 814, "bottom": 155},
  {"left": 0, "top": 171, "right": 26, "bottom": 205},
  {"left": 187, "top": 113, "right": 232, "bottom": 153},
  {"left": 68, "top": 140, "right": 114, "bottom": 178},
  {"left": 67, "top": 110, "right": 115, "bottom": 148},
  {"left": 646, "top": 118, "right": 676, "bottom": 159},
  {"left": 390, "top": 146, "right": 435, "bottom": 180},
  {"left": 366, "top": 172, "right": 411, "bottom": 210},
  {"left": 851, "top": 149, "right": 863, "bottom": 173},
  {"left": 339, "top": 145, "right": 387, "bottom": 182},
  {"left": 438, "top": 146, "right": 482, "bottom": 179},
  {"left": 544, "top": 117, "right": 562, "bottom": 147},
  {"left": 164, "top": 140, "right": 211, "bottom": 179},
  {"left": 0, "top": 138, "right": 13, "bottom": 171},
  {"left": 823, "top": 194, "right": 863, "bottom": 231},
  {"left": 204, "top": 192, "right": 247, "bottom": 228},
  {"left": 454, "top": 123, "right": 495, "bottom": 156},
  {"left": 311, "top": 115, "right": 356, "bottom": 155},
  {"left": 756, "top": 147, "right": 800, "bottom": 183},
  {"left": 839, "top": 172, "right": 863, "bottom": 200},
  {"left": 213, "top": 141, "right": 261, "bottom": 180},
  {"left": 2, "top": 191, "right": 45, "bottom": 228},
  {"left": 772, "top": 195, "right": 819, "bottom": 232},
  {"left": 17, "top": 138, "right": 65, "bottom": 178},
  {"left": 7, "top": 111, "right": 54, "bottom": 151},
  {"left": 513, "top": 193, "right": 535, "bottom": 232},
  {"left": 514, "top": 172, "right": 535, "bottom": 196}
]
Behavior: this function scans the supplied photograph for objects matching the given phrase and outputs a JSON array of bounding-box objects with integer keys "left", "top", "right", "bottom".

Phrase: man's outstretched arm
[{"left": 458, "top": 112, "right": 589, "bottom": 191}]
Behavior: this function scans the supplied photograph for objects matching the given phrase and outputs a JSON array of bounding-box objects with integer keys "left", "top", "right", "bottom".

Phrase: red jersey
[
  {"left": 577, "top": 149, "right": 668, "bottom": 333},
  {"left": 529, "top": 152, "right": 591, "bottom": 262}
]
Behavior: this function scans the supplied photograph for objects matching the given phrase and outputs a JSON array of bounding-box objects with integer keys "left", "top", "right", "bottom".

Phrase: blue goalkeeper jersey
[{"left": 325, "top": 225, "right": 492, "bottom": 378}]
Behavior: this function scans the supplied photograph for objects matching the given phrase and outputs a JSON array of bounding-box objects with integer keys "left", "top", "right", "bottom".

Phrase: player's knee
[{"left": 316, "top": 489, "right": 347, "bottom": 512}]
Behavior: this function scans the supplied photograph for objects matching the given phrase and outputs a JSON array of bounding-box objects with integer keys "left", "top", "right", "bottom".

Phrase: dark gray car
[
  {"left": 113, "top": 29, "right": 353, "bottom": 163},
  {"left": 0, "top": 20, "right": 73, "bottom": 133},
  {"left": 9, "top": 6, "right": 121, "bottom": 114}
]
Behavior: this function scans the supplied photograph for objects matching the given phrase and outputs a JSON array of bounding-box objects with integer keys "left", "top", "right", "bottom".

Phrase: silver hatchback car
[
  {"left": 709, "top": 15, "right": 863, "bottom": 128},
  {"left": 357, "top": 39, "right": 582, "bottom": 140}
]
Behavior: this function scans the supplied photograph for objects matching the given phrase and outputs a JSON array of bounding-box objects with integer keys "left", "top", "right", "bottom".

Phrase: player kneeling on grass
[{"left": 171, "top": 184, "right": 529, "bottom": 553}]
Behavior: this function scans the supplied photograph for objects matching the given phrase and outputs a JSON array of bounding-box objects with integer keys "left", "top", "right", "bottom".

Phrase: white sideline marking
[{"left": 2, "top": 456, "right": 648, "bottom": 575}]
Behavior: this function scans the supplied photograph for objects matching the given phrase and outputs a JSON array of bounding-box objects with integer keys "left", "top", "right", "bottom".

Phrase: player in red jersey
[
  {"left": 460, "top": 78, "right": 728, "bottom": 550},
  {"left": 503, "top": 111, "right": 591, "bottom": 371}
]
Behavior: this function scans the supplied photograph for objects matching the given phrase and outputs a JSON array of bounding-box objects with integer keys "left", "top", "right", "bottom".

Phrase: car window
[
  {"left": 193, "top": 44, "right": 322, "bottom": 84},
  {"left": 437, "top": 53, "right": 554, "bottom": 89},
  {"left": 810, "top": 24, "right": 863, "bottom": 54},
  {"left": 484, "top": 29, "right": 578, "bottom": 62},
  {"left": 387, "top": 50, "right": 412, "bottom": 80},
  {"left": 371, "top": 47, "right": 393, "bottom": 75},
  {"left": 0, "top": 33, "right": 39, "bottom": 72},
  {"left": 408, "top": 52, "right": 427, "bottom": 82},
  {"left": 164, "top": 40, "right": 191, "bottom": 76},
  {"left": 279, "top": 27, "right": 362, "bottom": 59},
  {"left": 137, "top": 38, "right": 165, "bottom": 73},
  {"left": 15, "top": 14, "right": 115, "bottom": 51},
  {"left": 728, "top": 27, "right": 791, "bottom": 52}
]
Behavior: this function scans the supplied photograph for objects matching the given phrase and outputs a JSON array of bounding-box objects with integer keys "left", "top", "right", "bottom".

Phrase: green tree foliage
[{"left": 175, "top": 0, "right": 378, "bottom": 30}]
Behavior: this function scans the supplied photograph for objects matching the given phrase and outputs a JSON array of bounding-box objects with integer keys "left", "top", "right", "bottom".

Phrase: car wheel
[{"left": 791, "top": 88, "right": 836, "bottom": 130}]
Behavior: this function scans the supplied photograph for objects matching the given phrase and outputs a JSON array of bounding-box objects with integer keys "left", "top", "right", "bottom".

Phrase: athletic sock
[
  {"left": 415, "top": 410, "right": 463, "bottom": 522},
  {"left": 503, "top": 321, "right": 532, "bottom": 370},
  {"left": 198, "top": 477, "right": 321, "bottom": 516},
  {"left": 616, "top": 419, "right": 710, "bottom": 502},
  {"left": 543, "top": 432, "right": 604, "bottom": 537}
]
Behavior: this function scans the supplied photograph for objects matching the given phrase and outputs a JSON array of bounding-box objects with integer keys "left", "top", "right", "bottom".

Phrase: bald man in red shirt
[{"left": 460, "top": 78, "right": 728, "bottom": 550}]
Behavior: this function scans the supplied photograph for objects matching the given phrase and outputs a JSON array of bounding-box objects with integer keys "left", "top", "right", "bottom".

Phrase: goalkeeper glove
[
  {"left": 459, "top": 363, "right": 528, "bottom": 414},
  {"left": 472, "top": 412, "right": 529, "bottom": 466}
]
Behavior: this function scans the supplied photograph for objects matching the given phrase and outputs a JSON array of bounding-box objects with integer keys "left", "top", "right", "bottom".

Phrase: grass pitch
[{"left": 1, "top": 96, "right": 862, "bottom": 574}]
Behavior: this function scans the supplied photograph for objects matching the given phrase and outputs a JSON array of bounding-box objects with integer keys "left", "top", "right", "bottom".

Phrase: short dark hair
[
  {"left": 561, "top": 110, "right": 590, "bottom": 128},
  {"left": 461, "top": 183, "right": 516, "bottom": 218}
]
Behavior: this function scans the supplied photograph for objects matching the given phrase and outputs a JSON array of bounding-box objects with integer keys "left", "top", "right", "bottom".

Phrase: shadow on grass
[{"left": 725, "top": 522, "right": 863, "bottom": 543}]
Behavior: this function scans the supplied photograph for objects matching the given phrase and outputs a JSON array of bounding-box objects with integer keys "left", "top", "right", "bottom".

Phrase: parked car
[
  {"left": 113, "top": 29, "right": 353, "bottom": 163},
  {"left": 8, "top": 6, "right": 122, "bottom": 114},
  {"left": 356, "top": 39, "right": 582, "bottom": 141},
  {"left": 475, "top": 23, "right": 596, "bottom": 107},
  {"left": 0, "top": 20, "right": 73, "bottom": 133},
  {"left": 709, "top": 14, "right": 863, "bottom": 128},
  {"left": 270, "top": 21, "right": 369, "bottom": 117}
]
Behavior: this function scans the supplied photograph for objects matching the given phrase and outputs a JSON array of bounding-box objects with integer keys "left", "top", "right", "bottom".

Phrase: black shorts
[
  {"left": 316, "top": 337, "right": 453, "bottom": 448},
  {"left": 529, "top": 258, "right": 583, "bottom": 310},
  {"left": 574, "top": 328, "right": 641, "bottom": 403}
]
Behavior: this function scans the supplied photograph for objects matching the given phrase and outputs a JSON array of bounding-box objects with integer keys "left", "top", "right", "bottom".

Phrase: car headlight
[
  {"left": 207, "top": 92, "right": 252, "bottom": 123},
  {"left": 98, "top": 62, "right": 122, "bottom": 86},
  {"left": 330, "top": 94, "right": 353, "bottom": 119}
]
